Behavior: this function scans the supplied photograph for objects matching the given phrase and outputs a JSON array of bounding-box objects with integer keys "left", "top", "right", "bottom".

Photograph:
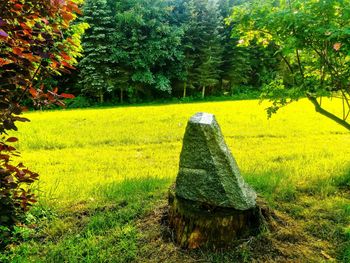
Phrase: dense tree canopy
[
  {"left": 110, "top": 0, "right": 184, "bottom": 99},
  {"left": 65, "top": 0, "right": 275, "bottom": 102}
]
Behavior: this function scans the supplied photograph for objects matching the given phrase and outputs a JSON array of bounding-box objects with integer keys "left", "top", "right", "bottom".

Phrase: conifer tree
[
  {"left": 218, "top": 0, "right": 251, "bottom": 92},
  {"left": 191, "top": 0, "right": 224, "bottom": 98},
  {"left": 170, "top": 0, "right": 197, "bottom": 98},
  {"left": 78, "top": 0, "right": 116, "bottom": 102}
]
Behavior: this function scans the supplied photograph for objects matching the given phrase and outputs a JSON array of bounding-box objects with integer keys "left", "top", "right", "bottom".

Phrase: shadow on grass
[
  {"left": 245, "top": 164, "right": 350, "bottom": 202},
  {"left": 299, "top": 164, "right": 350, "bottom": 199},
  {"left": 244, "top": 170, "right": 297, "bottom": 204},
  {"left": 243, "top": 168, "right": 349, "bottom": 262},
  {"left": 1, "top": 177, "right": 172, "bottom": 263},
  {"left": 3, "top": 172, "right": 349, "bottom": 262},
  {"left": 335, "top": 167, "right": 350, "bottom": 189},
  {"left": 95, "top": 176, "right": 171, "bottom": 202},
  {"left": 48, "top": 177, "right": 172, "bottom": 262}
]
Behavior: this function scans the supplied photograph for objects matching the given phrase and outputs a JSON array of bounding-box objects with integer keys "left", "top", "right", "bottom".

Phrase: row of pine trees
[{"left": 73, "top": 0, "right": 278, "bottom": 103}]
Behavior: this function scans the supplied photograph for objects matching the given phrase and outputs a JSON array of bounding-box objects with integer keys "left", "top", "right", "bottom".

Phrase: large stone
[{"left": 175, "top": 112, "right": 257, "bottom": 210}]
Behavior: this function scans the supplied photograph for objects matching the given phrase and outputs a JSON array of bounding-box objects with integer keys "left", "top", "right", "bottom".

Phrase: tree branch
[
  {"left": 307, "top": 95, "right": 350, "bottom": 131},
  {"left": 287, "top": 0, "right": 304, "bottom": 81},
  {"left": 8, "top": 61, "right": 42, "bottom": 116},
  {"left": 271, "top": 42, "right": 297, "bottom": 85},
  {"left": 279, "top": 53, "right": 294, "bottom": 74},
  {"left": 295, "top": 49, "right": 304, "bottom": 80},
  {"left": 18, "top": 62, "right": 42, "bottom": 103}
]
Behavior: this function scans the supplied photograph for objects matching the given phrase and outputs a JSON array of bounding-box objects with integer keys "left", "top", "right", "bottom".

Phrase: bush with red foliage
[{"left": 0, "top": 0, "right": 81, "bottom": 247}]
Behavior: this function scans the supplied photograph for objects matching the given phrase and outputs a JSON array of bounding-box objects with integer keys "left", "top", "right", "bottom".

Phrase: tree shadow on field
[
  {"left": 94, "top": 176, "right": 171, "bottom": 203},
  {"left": 34, "top": 177, "right": 173, "bottom": 263},
  {"left": 335, "top": 167, "right": 350, "bottom": 189},
  {"left": 133, "top": 169, "right": 350, "bottom": 262},
  {"left": 136, "top": 195, "right": 337, "bottom": 263},
  {"left": 243, "top": 170, "right": 297, "bottom": 204}
]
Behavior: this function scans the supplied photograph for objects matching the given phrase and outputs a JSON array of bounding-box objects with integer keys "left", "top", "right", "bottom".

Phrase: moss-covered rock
[{"left": 175, "top": 112, "right": 257, "bottom": 210}]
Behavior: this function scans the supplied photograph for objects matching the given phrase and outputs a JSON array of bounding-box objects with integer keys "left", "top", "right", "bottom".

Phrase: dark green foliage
[
  {"left": 106, "top": 0, "right": 184, "bottom": 99},
  {"left": 79, "top": 0, "right": 117, "bottom": 102},
  {"left": 169, "top": 0, "right": 197, "bottom": 97},
  {"left": 65, "top": 96, "right": 93, "bottom": 109},
  {"left": 72, "top": 0, "right": 279, "bottom": 102},
  {"left": 191, "top": 0, "right": 224, "bottom": 98},
  {"left": 218, "top": 0, "right": 249, "bottom": 92}
]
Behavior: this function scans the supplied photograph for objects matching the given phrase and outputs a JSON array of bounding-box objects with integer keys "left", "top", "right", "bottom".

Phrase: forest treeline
[{"left": 58, "top": 0, "right": 279, "bottom": 104}]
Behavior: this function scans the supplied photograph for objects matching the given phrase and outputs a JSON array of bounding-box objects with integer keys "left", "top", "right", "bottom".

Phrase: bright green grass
[
  {"left": 15, "top": 98, "right": 350, "bottom": 205},
  {"left": 3, "top": 98, "right": 349, "bottom": 262}
]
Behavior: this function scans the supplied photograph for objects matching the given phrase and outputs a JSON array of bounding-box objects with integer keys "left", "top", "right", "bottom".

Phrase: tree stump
[
  {"left": 168, "top": 186, "right": 262, "bottom": 249},
  {"left": 168, "top": 113, "right": 262, "bottom": 249}
]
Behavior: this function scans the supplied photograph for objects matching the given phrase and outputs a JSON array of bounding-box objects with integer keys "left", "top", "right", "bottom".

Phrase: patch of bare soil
[{"left": 135, "top": 199, "right": 336, "bottom": 263}]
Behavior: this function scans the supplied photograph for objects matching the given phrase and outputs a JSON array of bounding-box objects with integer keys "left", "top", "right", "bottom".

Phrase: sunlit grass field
[
  {"left": 4, "top": 98, "right": 350, "bottom": 262},
  {"left": 16, "top": 98, "right": 349, "bottom": 204}
]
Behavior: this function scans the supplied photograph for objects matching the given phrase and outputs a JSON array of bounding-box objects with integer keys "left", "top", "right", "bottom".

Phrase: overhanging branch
[{"left": 307, "top": 95, "right": 350, "bottom": 131}]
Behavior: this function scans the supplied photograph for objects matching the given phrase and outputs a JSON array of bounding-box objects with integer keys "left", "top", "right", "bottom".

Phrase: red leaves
[
  {"left": 67, "top": 1, "right": 81, "bottom": 15},
  {"left": 13, "top": 116, "right": 30, "bottom": 122},
  {"left": 0, "top": 0, "right": 82, "bottom": 230},
  {"left": 42, "top": 18, "right": 49, "bottom": 25},
  {"left": 66, "top": 37, "right": 77, "bottom": 46},
  {"left": 0, "top": 154, "right": 10, "bottom": 161},
  {"left": 62, "top": 11, "right": 74, "bottom": 22},
  {"left": 20, "top": 22, "right": 30, "bottom": 30},
  {"left": 1, "top": 0, "right": 82, "bottom": 96},
  {"left": 23, "top": 53, "right": 40, "bottom": 62},
  {"left": 14, "top": 3, "right": 23, "bottom": 10},
  {"left": 6, "top": 137, "right": 18, "bottom": 143},
  {"left": 50, "top": 58, "right": 60, "bottom": 69},
  {"left": 0, "top": 18, "right": 5, "bottom": 27},
  {"left": 60, "top": 93, "right": 75, "bottom": 99},
  {"left": 13, "top": 47, "right": 23, "bottom": 56},
  {"left": 60, "top": 51, "right": 71, "bottom": 61},
  {"left": 23, "top": 29, "right": 31, "bottom": 36},
  {"left": 51, "top": 0, "right": 66, "bottom": 8},
  {"left": 0, "top": 58, "right": 11, "bottom": 66},
  {"left": 61, "top": 60, "right": 75, "bottom": 69},
  {"left": 0, "top": 135, "right": 39, "bottom": 215},
  {"left": 28, "top": 85, "right": 75, "bottom": 107},
  {"left": 29, "top": 87, "right": 38, "bottom": 97}
]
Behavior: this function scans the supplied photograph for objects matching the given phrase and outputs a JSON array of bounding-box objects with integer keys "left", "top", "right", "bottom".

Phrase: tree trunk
[
  {"left": 99, "top": 90, "right": 104, "bottom": 103},
  {"left": 168, "top": 186, "right": 263, "bottom": 250},
  {"left": 120, "top": 88, "right": 124, "bottom": 104},
  {"left": 202, "top": 86, "right": 206, "bottom": 99},
  {"left": 183, "top": 82, "right": 187, "bottom": 98}
]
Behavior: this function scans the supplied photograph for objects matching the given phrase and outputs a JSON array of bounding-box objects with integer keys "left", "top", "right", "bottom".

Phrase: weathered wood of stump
[{"left": 168, "top": 186, "right": 262, "bottom": 250}]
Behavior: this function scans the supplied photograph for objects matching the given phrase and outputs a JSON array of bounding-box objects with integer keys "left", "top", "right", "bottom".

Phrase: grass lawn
[{"left": 1, "top": 98, "right": 349, "bottom": 262}]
